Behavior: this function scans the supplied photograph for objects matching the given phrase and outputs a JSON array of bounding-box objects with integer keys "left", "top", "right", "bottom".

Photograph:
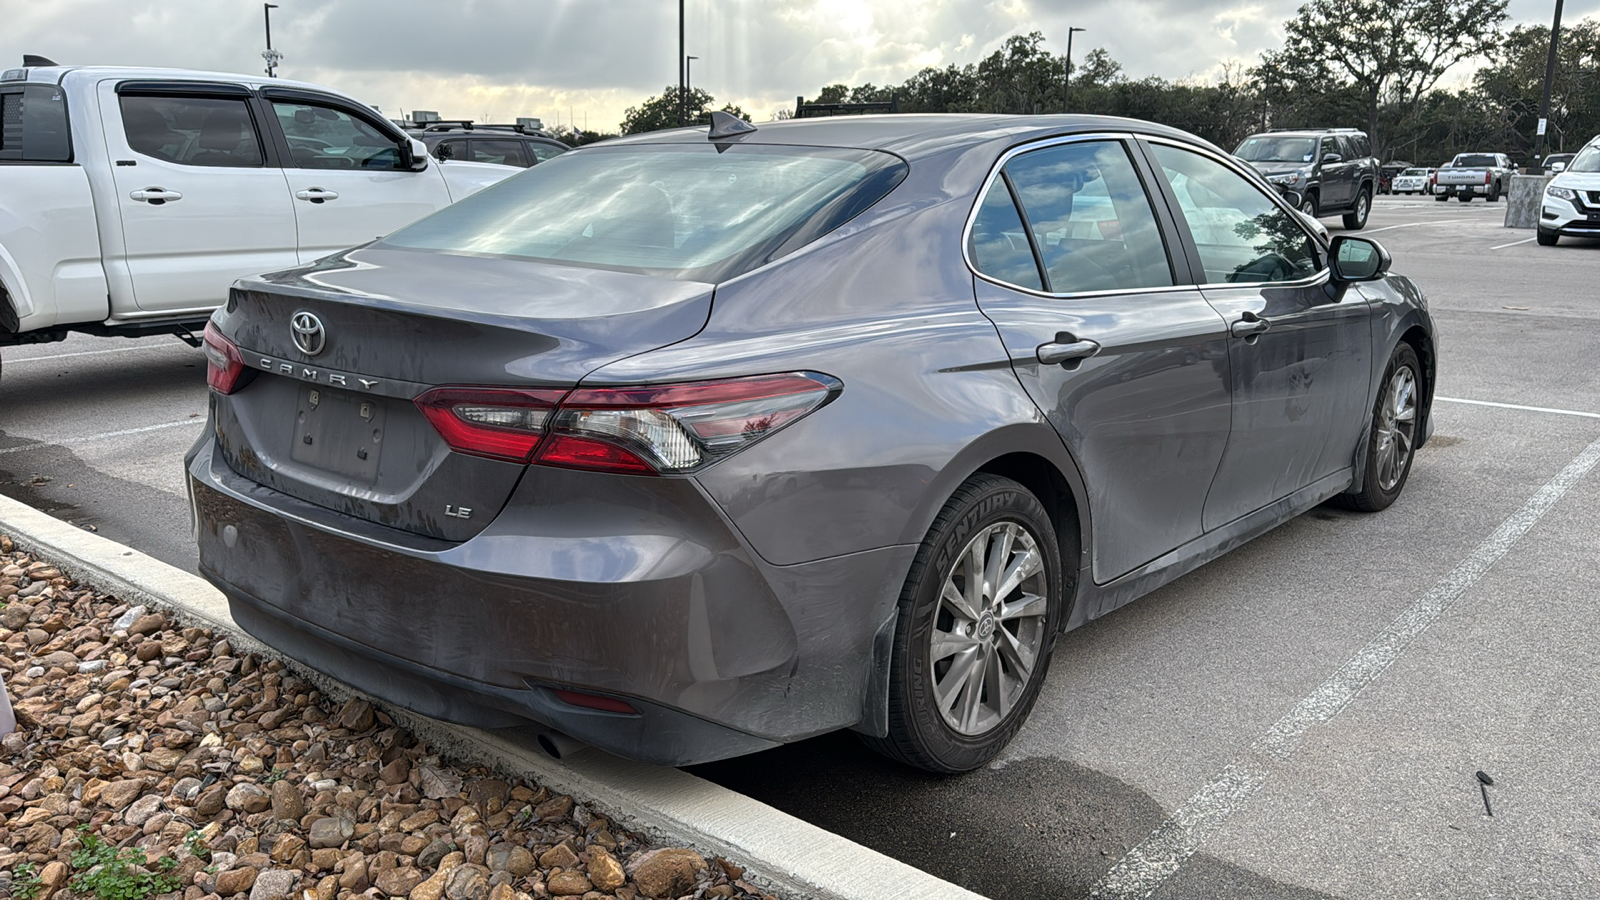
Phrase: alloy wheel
[
  {"left": 929, "top": 521, "right": 1049, "bottom": 735},
  {"left": 1374, "top": 365, "right": 1417, "bottom": 492}
]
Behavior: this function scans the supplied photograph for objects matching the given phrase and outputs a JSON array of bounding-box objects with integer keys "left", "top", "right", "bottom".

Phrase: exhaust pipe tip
[{"left": 537, "top": 730, "right": 588, "bottom": 761}]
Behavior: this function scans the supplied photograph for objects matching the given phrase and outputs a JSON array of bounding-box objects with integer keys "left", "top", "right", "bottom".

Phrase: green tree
[
  {"left": 620, "top": 86, "right": 749, "bottom": 134},
  {"left": 1472, "top": 19, "right": 1600, "bottom": 156},
  {"left": 1259, "top": 0, "right": 1510, "bottom": 154}
]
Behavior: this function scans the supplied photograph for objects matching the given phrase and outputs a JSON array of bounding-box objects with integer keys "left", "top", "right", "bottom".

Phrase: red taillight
[
  {"left": 551, "top": 689, "right": 637, "bottom": 715},
  {"left": 414, "top": 372, "right": 840, "bottom": 473},
  {"left": 203, "top": 323, "right": 245, "bottom": 394},
  {"left": 413, "top": 387, "right": 567, "bottom": 462},
  {"left": 1484, "top": 172, "right": 1492, "bottom": 184}
]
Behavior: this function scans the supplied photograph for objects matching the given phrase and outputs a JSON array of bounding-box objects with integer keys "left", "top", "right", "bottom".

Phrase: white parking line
[
  {"left": 1489, "top": 237, "right": 1535, "bottom": 250},
  {"left": 1089, "top": 434, "right": 1600, "bottom": 900},
  {"left": 5, "top": 344, "right": 192, "bottom": 364},
  {"left": 1363, "top": 219, "right": 1465, "bottom": 234},
  {"left": 1437, "top": 396, "right": 1600, "bottom": 420},
  {"left": 0, "top": 419, "right": 205, "bottom": 456}
]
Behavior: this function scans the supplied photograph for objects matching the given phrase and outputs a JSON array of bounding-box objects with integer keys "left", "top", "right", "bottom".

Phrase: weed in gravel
[
  {"left": 68, "top": 828, "right": 182, "bottom": 900},
  {"left": 10, "top": 862, "right": 43, "bottom": 900}
]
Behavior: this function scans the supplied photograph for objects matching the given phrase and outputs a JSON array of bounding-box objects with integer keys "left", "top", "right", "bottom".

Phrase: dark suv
[
  {"left": 1234, "top": 129, "right": 1379, "bottom": 230},
  {"left": 408, "top": 123, "right": 569, "bottom": 168}
]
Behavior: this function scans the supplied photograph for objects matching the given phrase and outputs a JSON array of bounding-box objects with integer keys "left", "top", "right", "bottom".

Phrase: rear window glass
[
  {"left": 1455, "top": 154, "right": 1497, "bottom": 167},
  {"left": 120, "top": 95, "right": 264, "bottom": 167},
  {"left": 0, "top": 84, "right": 71, "bottom": 162},
  {"left": 381, "top": 143, "right": 908, "bottom": 282}
]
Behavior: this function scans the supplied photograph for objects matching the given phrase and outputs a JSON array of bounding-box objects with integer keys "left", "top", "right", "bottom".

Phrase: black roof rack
[
  {"left": 794, "top": 94, "right": 900, "bottom": 118},
  {"left": 415, "top": 121, "right": 554, "bottom": 137}
]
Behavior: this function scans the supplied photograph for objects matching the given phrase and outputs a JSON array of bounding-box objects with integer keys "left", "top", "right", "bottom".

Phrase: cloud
[{"left": 4, "top": 0, "right": 1596, "bottom": 132}]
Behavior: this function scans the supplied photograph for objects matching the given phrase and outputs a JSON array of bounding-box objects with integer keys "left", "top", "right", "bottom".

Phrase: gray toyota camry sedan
[{"left": 190, "top": 113, "right": 1435, "bottom": 773}]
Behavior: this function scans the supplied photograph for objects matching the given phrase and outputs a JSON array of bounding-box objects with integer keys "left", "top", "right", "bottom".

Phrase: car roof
[
  {"left": 596, "top": 113, "right": 1214, "bottom": 162},
  {"left": 32, "top": 65, "right": 342, "bottom": 96}
]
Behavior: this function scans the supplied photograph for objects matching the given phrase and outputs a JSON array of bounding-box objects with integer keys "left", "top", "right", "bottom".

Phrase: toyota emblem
[{"left": 290, "top": 311, "right": 326, "bottom": 356}]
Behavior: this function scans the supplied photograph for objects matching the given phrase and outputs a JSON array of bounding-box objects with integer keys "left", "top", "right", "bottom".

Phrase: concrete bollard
[{"left": 1504, "top": 174, "right": 1554, "bottom": 229}]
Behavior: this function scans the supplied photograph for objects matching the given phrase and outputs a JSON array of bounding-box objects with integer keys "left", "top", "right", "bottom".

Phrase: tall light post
[
  {"left": 686, "top": 55, "right": 699, "bottom": 111},
  {"left": 1063, "top": 26, "right": 1086, "bottom": 114},
  {"left": 677, "top": 0, "right": 686, "bottom": 126},
  {"left": 262, "top": 3, "right": 282, "bottom": 78},
  {"left": 1533, "top": 0, "right": 1565, "bottom": 172}
]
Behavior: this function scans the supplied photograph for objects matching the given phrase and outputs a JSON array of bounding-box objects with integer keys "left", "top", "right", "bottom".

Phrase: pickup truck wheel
[
  {"left": 1434, "top": 190, "right": 1448, "bottom": 201},
  {"left": 1342, "top": 188, "right": 1372, "bottom": 230}
]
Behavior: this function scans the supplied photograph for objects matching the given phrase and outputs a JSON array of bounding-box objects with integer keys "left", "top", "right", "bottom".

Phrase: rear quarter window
[{"left": 0, "top": 84, "right": 72, "bottom": 162}]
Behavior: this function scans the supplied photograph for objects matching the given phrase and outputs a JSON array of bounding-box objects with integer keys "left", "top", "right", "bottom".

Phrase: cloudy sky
[{"left": 7, "top": 0, "right": 1597, "bottom": 132}]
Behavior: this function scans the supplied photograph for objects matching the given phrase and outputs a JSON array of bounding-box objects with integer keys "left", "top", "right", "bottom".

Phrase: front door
[
  {"left": 1144, "top": 141, "right": 1374, "bottom": 529},
  {"left": 969, "top": 137, "right": 1233, "bottom": 583},
  {"left": 266, "top": 97, "right": 453, "bottom": 263},
  {"left": 99, "top": 82, "right": 298, "bottom": 314}
]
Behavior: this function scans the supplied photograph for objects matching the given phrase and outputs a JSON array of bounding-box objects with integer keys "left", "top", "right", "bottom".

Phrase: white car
[
  {"left": 1391, "top": 167, "right": 1434, "bottom": 194},
  {"left": 0, "top": 61, "right": 517, "bottom": 363},
  {"left": 1537, "top": 137, "right": 1600, "bottom": 246}
]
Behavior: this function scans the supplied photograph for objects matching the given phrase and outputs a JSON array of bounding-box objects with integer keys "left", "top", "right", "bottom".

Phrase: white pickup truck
[
  {"left": 1433, "top": 152, "right": 1516, "bottom": 203},
  {"left": 0, "top": 62, "right": 517, "bottom": 362}
]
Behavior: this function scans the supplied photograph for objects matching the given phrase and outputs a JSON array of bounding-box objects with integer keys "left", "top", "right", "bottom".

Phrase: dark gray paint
[{"left": 191, "top": 114, "right": 1436, "bottom": 765}]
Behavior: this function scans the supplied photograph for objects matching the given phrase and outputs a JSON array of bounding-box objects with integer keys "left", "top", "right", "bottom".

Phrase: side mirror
[
  {"left": 1329, "top": 235, "right": 1391, "bottom": 282},
  {"left": 403, "top": 137, "right": 430, "bottom": 171},
  {"left": 1322, "top": 152, "right": 1343, "bottom": 164}
]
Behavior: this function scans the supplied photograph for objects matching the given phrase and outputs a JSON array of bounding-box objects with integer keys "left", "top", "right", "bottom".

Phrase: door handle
[
  {"left": 1036, "top": 338, "right": 1101, "bottom": 366},
  {"left": 295, "top": 188, "right": 340, "bottom": 203},
  {"left": 1230, "top": 311, "right": 1271, "bottom": 338},
  {"left": 129, "top": 188, "right": 182, "bottom": 204}
]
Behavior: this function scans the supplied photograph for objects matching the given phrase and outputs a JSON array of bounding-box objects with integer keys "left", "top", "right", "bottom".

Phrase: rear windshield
[
  {"left": 0, "top": 84, "right": 71, "bottom": 162},
  {"left": 382, "top": 143, "right": 908, "bottom": 282},
  {"left": 1454, "top": 154, "right": 1497, "bottom": 167},
  {"left": 1234, "top": 137, "right": 1315, "bottom": 164}
]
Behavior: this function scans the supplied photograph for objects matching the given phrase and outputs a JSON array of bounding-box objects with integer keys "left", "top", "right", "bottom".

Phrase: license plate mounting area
[{"left": 289, "top": 384, "right": 385, "bottom": 483}]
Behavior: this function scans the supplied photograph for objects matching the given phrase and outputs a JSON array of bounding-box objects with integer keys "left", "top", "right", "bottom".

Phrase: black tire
[
  {"left": 1334, "top": 343, "right": 1421, "bottom": 513},
  {"left": 1434, "top": 190, "right": 1449, "bottom": 201},
  {"left": 1300, "top": 192, "right": 1319, "bottom": 218},
  {"left": 1536, "top": 228, "right": 1559, "bottom": 246},
  {"left": 1342, "top": 187, "right": 1372, "bottom": 230},
  {"left": 1488, "top": 181, "right": 1501, "bottom": 202},
  {"left": 860, "top": 473, "right": 1065, "bottom": 773}
]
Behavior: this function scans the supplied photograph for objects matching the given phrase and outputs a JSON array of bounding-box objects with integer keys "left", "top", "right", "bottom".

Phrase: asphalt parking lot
[{"left": 3, "top": 195, "right": 1598, "bottom": 898}]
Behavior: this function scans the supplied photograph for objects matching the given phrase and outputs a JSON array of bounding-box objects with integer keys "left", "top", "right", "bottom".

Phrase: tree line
[{"left": 569, "top": 0, "right": 1600, "bottom": 165}]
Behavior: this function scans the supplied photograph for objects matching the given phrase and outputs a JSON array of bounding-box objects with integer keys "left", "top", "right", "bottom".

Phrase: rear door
[
  {"left": 98, "top": 80, "right": 298, "bottom": 314},
  {"left": 970, "top": 136, "right": 1233, "bottom": 583},
  {"left": 1143, "top": 140, "right": 1373, "bottom": 529},
  {"left": 1318, "top": 135, "right": 1351, "bottom": 208},
  {"left": 262, "top": 89, "right": 453, "bottom": 263}
]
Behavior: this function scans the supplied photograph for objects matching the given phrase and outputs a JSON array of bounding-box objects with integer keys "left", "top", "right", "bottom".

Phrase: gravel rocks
[{"left": 0, "top": 543, "right": 777, "bottom": 900}]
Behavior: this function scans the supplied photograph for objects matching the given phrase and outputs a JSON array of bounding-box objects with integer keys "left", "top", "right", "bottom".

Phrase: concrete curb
[{"left": 0, "top": 493, "right": 986, "bottom": 900}]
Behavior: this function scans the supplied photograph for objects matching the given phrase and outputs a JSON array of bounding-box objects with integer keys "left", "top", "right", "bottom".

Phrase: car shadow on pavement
[{"left": 689, "top": 731, "right": 1341, "bottom": 899}]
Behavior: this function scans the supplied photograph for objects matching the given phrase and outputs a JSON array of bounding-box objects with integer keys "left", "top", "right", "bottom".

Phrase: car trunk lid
[{"left": 210, "top": 246, "right": 713, "bottom": 542}]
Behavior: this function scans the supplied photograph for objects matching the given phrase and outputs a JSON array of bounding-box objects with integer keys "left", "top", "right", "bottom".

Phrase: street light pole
[
  {"left": 678, "top": 0, "right": 686, "bottom": 127},
  {"left": 686, "top": 55, "right": 699, "bottom": 105},
  {"left": 1533, "top": 0, "right": 1565, "bottom": 172},
  {"left": 262, "top": 3, "right": 281, "bottom": 78},
  {"left": 1063, "top": 27, "right": 1086, "bottom": 114}
]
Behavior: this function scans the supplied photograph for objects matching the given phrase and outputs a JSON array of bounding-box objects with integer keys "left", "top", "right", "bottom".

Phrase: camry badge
[{"left": 290, "top": 311, "right": 327, "bottom": 357}]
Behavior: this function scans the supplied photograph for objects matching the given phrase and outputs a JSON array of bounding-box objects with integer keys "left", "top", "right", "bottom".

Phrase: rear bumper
[{"left": 187, "top": 435, "right": 912, "bottom": 766}]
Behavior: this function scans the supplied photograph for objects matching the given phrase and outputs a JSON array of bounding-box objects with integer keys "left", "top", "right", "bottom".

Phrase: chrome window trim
[
  {"left": 962, "top": 131, "right": 1188, "bottom": 301},
  {"left": 1140, "top": 134, "right": 1331, "bottom": 291}
]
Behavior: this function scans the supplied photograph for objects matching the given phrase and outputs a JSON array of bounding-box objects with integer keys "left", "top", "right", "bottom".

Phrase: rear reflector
[
  {"left": 551, "top": 689, "right": 638, "bottom": 715},
  {"left": 414, "top": 387, "right": 566, "bottom": 463},
  {"left": 203, "top": 323, "right": 246, "bottom": 394},
  {"left": 416, "top": 372, "right": 841, "bottom": 474}
]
